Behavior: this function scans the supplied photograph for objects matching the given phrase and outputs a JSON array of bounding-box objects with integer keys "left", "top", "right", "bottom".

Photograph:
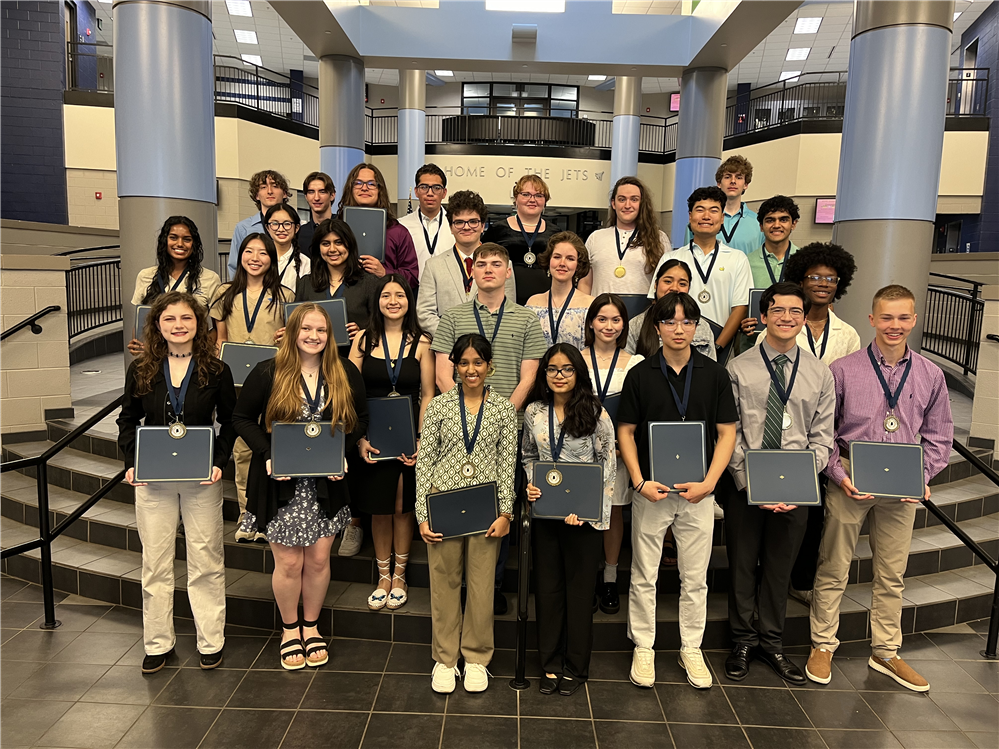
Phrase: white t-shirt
[
  {"left": 399, "top": 209, "right": 456, "bottom": 277},
  {"left": 585, "top": 227, "right": 670, "bottom": 297},
  {"left": 648, "top": 241, "right": 752, "bottom": 327}
]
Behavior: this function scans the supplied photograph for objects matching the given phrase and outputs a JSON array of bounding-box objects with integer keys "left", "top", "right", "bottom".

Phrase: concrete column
[
  {"left": 113, "top": 0, "right": 217, "bottom": 360},
  {"left": 832, "top": 0, "right": 953, "bottom": 349},
  {"left": 671, "top": 67, "right": 727, "bottom": 245},
  {"left": 610, "top": 76, "right": 641, "bottom": 186},
  {"left": 398, "top": 69, "right": 427, "bottom": 204},
  {"left": 320, "top": 55, "right": 366, "bottom": 200}
]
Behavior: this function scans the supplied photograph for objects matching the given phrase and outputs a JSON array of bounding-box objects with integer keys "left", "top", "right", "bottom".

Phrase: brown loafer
[
  {"left": 805, "top": 647, "right": 833, "bottom": 684},
  {"left": 869, "top": 655, "right": 929, "bottom": 692}
]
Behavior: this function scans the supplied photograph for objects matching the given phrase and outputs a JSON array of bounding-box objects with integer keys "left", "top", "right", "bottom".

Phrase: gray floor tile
[
  {"left": 861, "top": 691, "right": 959, "bottom": 731},
  {"left": 115, "top": 705, "right": 221, "bottom": 749},
  {"left": 0, "top": 698, "right": 74, "bottom": 747},
  {"left": 928, "top": 691, "right": 999, "bottom": 733},
  {"left": 35, "top": 701, "right": 146, "bottom": 749}
]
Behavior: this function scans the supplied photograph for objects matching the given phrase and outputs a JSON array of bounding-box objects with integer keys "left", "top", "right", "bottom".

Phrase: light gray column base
[
  {"left": 831, "top": 218, "right": 933, "bottom": 351},
  {"left": 118, "top": 196, "right": 218, "bottom": 364}
]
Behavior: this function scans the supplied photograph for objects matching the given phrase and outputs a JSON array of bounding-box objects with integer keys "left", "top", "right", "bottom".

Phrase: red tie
[{"left": 464, "top": 257, "right": 473, "bottom": 276}]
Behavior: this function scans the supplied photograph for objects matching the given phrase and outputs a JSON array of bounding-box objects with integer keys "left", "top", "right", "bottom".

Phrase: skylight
[{"left": 794, "top": 17, "right": 821, "bottom": 34}]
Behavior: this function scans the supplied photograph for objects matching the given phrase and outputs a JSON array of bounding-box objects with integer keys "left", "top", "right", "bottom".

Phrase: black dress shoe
[
  {"left": 757, "top": 650, "right": 806, "bottom": 685},
  {"left": 200, "top": 650, "right": 224, "bottom": 670},
  {"left": 141, "top": 649, "right": 173, "bottom": 674},
  {"left": 558, "top": 675, "right": 584, "bottom": 696},
  {"left": 598, "top": 581, "right": 620, "bottom": 615},
  {"left": 725, "top": 644, "right": 753, "bottom": 681},
  {"left": 539, "top": 674, "right": 559, "bottom": 695},
  {"left": 493, "top": 588, "right": 508, "bottom": 616}
]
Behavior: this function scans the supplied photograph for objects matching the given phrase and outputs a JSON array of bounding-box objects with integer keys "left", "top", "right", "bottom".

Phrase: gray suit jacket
[{"left": 416, "top": 250, "right": 517, "bottom": 336}]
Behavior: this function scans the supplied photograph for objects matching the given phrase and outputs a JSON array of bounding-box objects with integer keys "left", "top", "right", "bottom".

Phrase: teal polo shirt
[
  {"left": 684, "top": 203, "right": 765, "bottom": 256},
  {"left": 746, "top": 242, "right": 799, "bottom": 289}
]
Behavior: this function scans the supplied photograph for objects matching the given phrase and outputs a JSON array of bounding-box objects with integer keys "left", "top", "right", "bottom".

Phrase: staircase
[{"left": 2, "top": 413, "right": 997, "bottom": 648}]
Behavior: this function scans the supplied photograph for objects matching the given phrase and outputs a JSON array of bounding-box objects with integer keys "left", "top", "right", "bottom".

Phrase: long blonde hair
[{"left": 265, "top": 303, "right": 357, "bottom": 433}]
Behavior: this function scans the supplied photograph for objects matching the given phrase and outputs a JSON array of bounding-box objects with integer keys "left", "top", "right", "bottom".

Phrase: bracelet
[
  {"left": 635, "top": 480, "right": 647, "bottom": 493},
  {"left": 499, "top": 512, "right": 513, "bottom": 521}
]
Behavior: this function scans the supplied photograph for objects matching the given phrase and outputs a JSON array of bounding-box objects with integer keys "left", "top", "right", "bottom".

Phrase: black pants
[
  {"left": 723, "top": 489, "right": 808, "bottom": 653},
  {"left": 790, "top": 476, "right": 828, "bottom": 591},
  {"left": 532, "top": 518, "right": 603, "bottom": 681}
]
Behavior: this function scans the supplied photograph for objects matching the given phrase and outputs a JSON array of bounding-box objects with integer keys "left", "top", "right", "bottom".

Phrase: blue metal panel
[
  {"left": 321, "top": 145, "right": 366, "bottom": 204},
  {"left": 671, "top": 156, "right": 719, "bottom": 245},
  {"left": 610, "top": 114, "right": 640, "bottom": 187},
  {"left": 397, "top": 108, "right": 427, "bottom": 201}
]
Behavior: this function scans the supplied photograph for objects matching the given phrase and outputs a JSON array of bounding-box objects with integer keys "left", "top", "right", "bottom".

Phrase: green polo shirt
[
  {"left": 746, "top": 242, "right": 799, "bottom": 289},
  {"left": 431, "top": 295, "right": 548, "bottom": 404}
]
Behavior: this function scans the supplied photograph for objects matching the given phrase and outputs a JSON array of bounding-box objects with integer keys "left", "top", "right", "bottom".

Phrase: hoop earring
[{"left": 486, "top": 364, "right": 496, "bottom": 378}]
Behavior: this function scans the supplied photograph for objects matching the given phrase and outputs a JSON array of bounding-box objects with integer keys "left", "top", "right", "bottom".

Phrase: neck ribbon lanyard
[
  {"left": 762, "top": 245, "right": 788, "bottom": 285},
  {"left": 589, "top": 347, "right": 621, "bottom": 404},
  {"left": 760, "top": 345, "right": 801, "bottom": 413},
  {"left": 547, "top": 288, "right": 575, "bottom": 345},
  {"left": 300, "top": 372, "right": 324, "bottom": 417},
  {"left": 473, "top": 297, "right": 506, "bottom": 344},
  {"left": 381, "top": 333, "right": 407, "bottom": 395},
  {"left": 614, "top": 226, "right": 639, "bottom": 264},
  {"left": 459, "top": 387, "right": 485, "bottom": 457},
  {"left": 159, "top": 266, "right": 189, "bottom": 293},
  {"left": 242, "top": 288, "right": 266, "bottom": 335},
  {"left": 548, "top": 405, "right": 568, "bottom": 463},
  {"left": 278, "top": 252, "right": 295, "bottom": 282},
  {"left": 454, "top": 248, "right": 474, "bottom": 293},
  {"left": 806, "top": 320, "right": 829, "bottom": 360},
  {"left": 689, "top": 240, "right": 719, "bottom": 286},
  {"left": 516, "top": 215, "right": 541, "bottom": 251},
  {"left": 327, "top": 280, "right": 346, "bottom": 300},
  {"left": 660, "top": 350, "right": 694, "bottom": 420},
  {"left": 867, "top": 343, "right": 912, "bottom": 412},
  {"left": 720, "top": 204, "right": 743, "bottom": 245},
  {"left": 421, "top": 212, "right": 442, "bottom": 256},
  {"left": 163, "top": 357, "right": 195, "bottom": 422}
]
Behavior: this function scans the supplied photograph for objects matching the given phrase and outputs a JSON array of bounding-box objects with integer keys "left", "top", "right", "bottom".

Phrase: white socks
[{"left": 603, "top": 562, "right": 618, "bottom": 584}]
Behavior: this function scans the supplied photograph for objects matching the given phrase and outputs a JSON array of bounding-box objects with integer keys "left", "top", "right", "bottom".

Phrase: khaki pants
[
  {"left": 233, "top": 437, "right": 252, "bottom": 515},
  {"left": 810, "top": 459, "right": 916, "bottom": 659},
  {"left": 134, "top": 481, "right": 226, "bottom": 656},
  {"left": 427, "top": 533, "right": 500, "bottom": 669}
]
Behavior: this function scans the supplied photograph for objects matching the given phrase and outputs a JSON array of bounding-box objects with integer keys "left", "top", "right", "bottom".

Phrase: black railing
[
  {"left": 214, "top": 55, "right": 320, "bottom": 128},
  {"left": 1, "top": 397, "right": 126, "bottom": 629},
  {"left": 66, "top": 259, "right": 122, "bottom": 340},
  {"left": 923, "top": 273, "right": 986, "bottom": 375},
  {"left": 511, "top": 499, "right": 533, "bottom": 690},
  {"left": 0, "top": 306, "right": 61, "bottom": 342}
]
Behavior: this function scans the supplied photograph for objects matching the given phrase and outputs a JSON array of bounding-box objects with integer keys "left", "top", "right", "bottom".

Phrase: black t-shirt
[
  {"left": 618, "top": 347, "right": 739, "bottom": 480},
  {"left": 481, "top": 221, "right": 555, "bottom": 306}
]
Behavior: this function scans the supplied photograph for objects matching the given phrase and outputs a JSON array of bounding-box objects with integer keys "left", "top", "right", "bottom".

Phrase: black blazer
[
  {"left": 232, "top": 358, "right": 369, "bottom": 530},
  {"left": 116, "top": 359, "right": 238, "bottom": 471},
  {"left": 295, "top": 271, "right": 381, "bottom": 330}
]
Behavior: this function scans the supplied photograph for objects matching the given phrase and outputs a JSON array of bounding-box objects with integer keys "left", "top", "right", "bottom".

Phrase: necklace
[
  {"left": 302, "top": 367, "right": 320, "bottom": 379},
  {"left": 168, "top": 351, "right": 193, "bottom": 358}
]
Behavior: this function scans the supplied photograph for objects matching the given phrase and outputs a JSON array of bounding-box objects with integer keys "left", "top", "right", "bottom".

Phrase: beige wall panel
[
  {"left": 64, "top": 105, "right": 116, "bottom": 170},
  {"left": 939, "top": 131, "right": 988, "bottom": 197}
]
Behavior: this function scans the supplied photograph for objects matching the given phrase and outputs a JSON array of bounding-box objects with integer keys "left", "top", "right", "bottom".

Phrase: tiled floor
[{"left": 1, "top": 577, "right": 996, "bottom": 749}]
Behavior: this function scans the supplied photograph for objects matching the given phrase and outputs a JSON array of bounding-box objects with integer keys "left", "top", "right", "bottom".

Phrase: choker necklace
[{"left": 168, "top": 351, "right": 193, "bottom": 358}]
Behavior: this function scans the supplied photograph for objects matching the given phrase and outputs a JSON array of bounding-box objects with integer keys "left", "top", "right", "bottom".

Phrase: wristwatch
[{"left": 499, "top": 512, "right": 513, "bottom": 521}]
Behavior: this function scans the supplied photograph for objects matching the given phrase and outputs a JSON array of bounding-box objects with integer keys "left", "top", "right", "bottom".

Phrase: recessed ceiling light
[
  {"left": 780, "top": 70, "right": 802, "bottom": 82},
  {"left": 794, "top": 17, "right": 821, "bottom": 34},
  {"left": 241, "top": 54, "right": 262, "bottom": 67},
  {"left": 486, "top": 0, "right": 564, "bottom": 11},
  {"left": 588, "top": 75, "right": 607, "bottom": 81},
  {"left": 234, "top": 29, "right": 257, "bottom": 44},
  {"left": 786, "top": 47, "right": 810, "bottom": 61},
  {"left": 953, "top": 11, "right": 962, "bottom": 21},
  {"left": 435, "top": 70, "right": 454, "bottom": 77},
  {"left": 226, "top": 0, "right": 252, "bottom": 17}
]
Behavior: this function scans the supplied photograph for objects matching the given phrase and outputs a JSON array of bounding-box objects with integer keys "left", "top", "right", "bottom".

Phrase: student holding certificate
[
  {"left": 210, "top": 232, "right": 294, "bottom": 542},
  {"left": 807, "top": 285, "right": 953, "bottom": 692},
  {"left": 128, "top": 216, "right": 221, "bottom": 355},
  {"left": 524, "top": 232, "right": 594, "bottom": 349},
  {"left": 416, "top": 334, "right": 518, "bottom": 695},
  {"left": 617, "top": 292, "right": 738, "bottom": 690},
  {"left": 117, "top": 291, "right": 236, "bottom": 674},
  {"left": 233, "top": 303, "right": 368, "bottom": 670},
  {"left": 581, "top": 294, "right": 644, "bottom": 614},
  {"left": 522, "top": 344, "right": 616, "bottom": 695},
  {"left": 725, "top": 282, "right": 835, "bottom": 685},
  {"left": 349, "top": 275, "right": 435, "bottom": 610}
]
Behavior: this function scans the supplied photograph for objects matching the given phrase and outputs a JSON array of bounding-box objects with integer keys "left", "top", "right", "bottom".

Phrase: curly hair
[
  {"left": 446, "top": 190, "right": 488, "bottom": 224},
  {"left": 132, "top": 291, "right": 222, "bottom": 395},
  {"left": 528, "top": 343, "right": 602, "bottom": 439},
  {"left": 248, "top": 170, "right": 290, "bottom": 209},
  {"left": 783, "top": 242, "right": 856, "bottom": 301},
  {"left": 539, "top": 231, "right": 590, "bottom": 283},
  {"left": 140, "top": 216, "right": 205, "bottom": 305},
  {"left": 756, "top": 195, "right": 800, "bottom": 225},
  {"left": 715, "top": 155, "right": 753, "bottom": 185},
  {"left": 604, "top": 176, "right": 666, "bottom": 275},
  {"left": 512, "top": 174, "right": 550, "bottom": 202}
]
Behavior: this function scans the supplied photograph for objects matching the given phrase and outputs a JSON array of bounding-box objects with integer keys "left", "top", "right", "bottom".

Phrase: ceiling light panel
[
  {"left": 786, "top": 47, "right": 810, "bottom": 61},
  {"left": 779, "top": 70, "right": 801, "bottom": 81},
  {"left": 486, "top": 0, "right": 565, "bottom": 11},
  {"left": 226, "top": 0, "right": 253, "bottom": 17},
  {"left": 241, "top": 54, "right": 262, "bottom": 66},
  {"left": 794, "top": 17, "right": 821, "bottom": 34},
  {"left": 588, "top": 74, "right": 607, "bottom": 81},
  {"left": 234, "top": 29, "right": 258, "bottom": 44},
  {"left": 435, "top": 70, "right": 454, "bottom": 76}
]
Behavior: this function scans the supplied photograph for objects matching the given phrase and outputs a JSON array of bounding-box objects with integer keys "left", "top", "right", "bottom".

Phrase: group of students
[{"left": 116, "top": 156, "right": 953, "bottom": 701}]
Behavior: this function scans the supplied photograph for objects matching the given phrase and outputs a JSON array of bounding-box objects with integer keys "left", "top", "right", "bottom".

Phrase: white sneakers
[
  {"left": 338, "top": 525, "right": 363, "bottom": 557},
  {"left": 679, "top": 648, "right": 712, "bottom": 689},
  {"left": 630, "top": 647, "right": 655, "bottom": 687},
  {"left": 431, "top": 662, "right": 460, "bottom": 694},
  {"left": 463, "top": 662, "right": 490, "bottom": 692}
]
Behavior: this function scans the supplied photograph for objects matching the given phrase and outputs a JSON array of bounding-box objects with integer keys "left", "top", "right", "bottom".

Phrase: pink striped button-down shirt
[{"left": 825, "top": 342, "right": 954, "bottom": 486}]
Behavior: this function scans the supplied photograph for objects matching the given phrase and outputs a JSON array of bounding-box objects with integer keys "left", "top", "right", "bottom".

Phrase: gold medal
[
  {"left": 461, "top": 461, "right": 476, "bottom": 479},
  {"left": 545, "top": 468, "right": 563, "bottom": 486},
  {"left": 884, "top": 413, "right": 900, "bottom": 433},
  {"left": 614, "top": 266, "right": 626, "bottom": 278},
  {"left": 698, "top": 290, "right": 711, "bottom": 304},
  {"left": 168, "top": 422, "right": 187, "bottom": 439},
  {"left": 305, "top": 421, "right": 322, "bottom": 438},
  {"left": 781, "top": 410, "right": 792, "bottom": 431}
]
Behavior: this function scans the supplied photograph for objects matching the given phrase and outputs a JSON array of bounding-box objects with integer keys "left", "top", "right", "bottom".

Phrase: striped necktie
[{"left": 761, "top": 354, "right": 789, "bottom": 450}]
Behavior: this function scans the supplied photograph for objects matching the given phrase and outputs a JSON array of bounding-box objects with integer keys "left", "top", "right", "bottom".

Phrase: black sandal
[
  {"left": 279, "top": 621, "right": 306, "bottom": 671},
  {"left": 302, "top": 618, "right": 329, "bottom": 667}
]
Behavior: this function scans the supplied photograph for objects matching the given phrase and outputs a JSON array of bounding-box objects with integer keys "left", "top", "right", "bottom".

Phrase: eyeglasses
[
  {"left": 267, "top": 221, "right": 295, "bottom": 230},
  {"left": 353, "top": 180, "right": 378, "bottom": 190},
  {"left": 452, "top": 219, "right": 483, "bottom": 229},
  {"left": 657, "top": 319, "right": 697, "bottom": 329},
  {"left": 518, "top": 192, "right": 546, "bottom": 201},
  {"left": 804, "top": 274, "right": 839, "bottom": 285},
  {"left": 767, "top": 307, "right": 805, "bottom": 318},
  {"left": 416, "top": 184, "right": 445, "bottom": 195},
  {"left": 545, "top": 366, "right": 575, "bottom": 378}
]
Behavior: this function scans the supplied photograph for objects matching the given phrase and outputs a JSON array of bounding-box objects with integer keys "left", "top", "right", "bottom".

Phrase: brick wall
[
  {"left": 1, "top": 1, "right": 69, "bottom": 225},
  {"left": 970, "top": 289, "right": 998, "bottom": 452},
  {"left": 67, "top": 168, "right": 118, "bottom": 228}
]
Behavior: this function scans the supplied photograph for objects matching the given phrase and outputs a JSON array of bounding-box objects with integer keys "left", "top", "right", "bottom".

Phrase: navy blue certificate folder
[
  {"left": 343, "top": 206, "right": 386, "bottom": 262},
  {"left": 284, "top": 299, "right": 349, "bottom": 347},
  {"left": 135, "top": 305, "right": 151, "bottom": 341},
  {"left": 134, "top": 426, "right": 214, "bottom": 483},
  {"left": 270, "top": 421, "right": 345, "bottom": 478},
  {"left": 219, "top": 342, "right": 278, "bottom": 386},
  {"left": 617, "top": 294, "right": 652, "bottom": 322},
  {"left": 849, "top": 441, "right": 925, "bottom": 500},
  {"left": 648, "top": 421, "right": 706, "bottom": 491},
  {"left": 427, "top": 483, "right": 498, "bottom": 539},
  {"left": 601, "top": 394, "right": 621, "bottom": 427},
  {"left": 366, "top": 396, "right": 417, "bottom": 460},
  {"left": 749, "top": 289, "right": 765, "bottom": 333},
  {"left": 745, "top": 449, "right": 821, "bottom": 506},
  {"left": 532, "top": 462, "right": 603, "bottom": 522}
]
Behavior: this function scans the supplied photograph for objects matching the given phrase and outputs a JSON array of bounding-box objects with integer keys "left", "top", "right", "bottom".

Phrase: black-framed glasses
[
  {"left": 518, "top": 191, "right": 546, "bottom": 201},
  {"left": 804, "top": 274, "right": 839, "bottom": 285},
  {"left": 452, "top": 219, "right": 482, "bottom": 229},
  {"left": 545, "top": 366, "right": 575, "bottom": 378},
  {"left": 353, "top": 180, "right": 378, "bottom": 190},
  {"left": 416, "top": 184, "right": 445, "bottom": 195},
  {"left": 267, "top": 221, "right": 295, "bottom": 230}
]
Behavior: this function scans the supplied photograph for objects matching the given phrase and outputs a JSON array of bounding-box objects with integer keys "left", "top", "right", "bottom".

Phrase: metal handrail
[
  {"left": 929, "top": 272, "right": 986, "bottom": 290},
  {"left": 510, "top": 497, "right": 533, "bottom": 690},
  {"left": 56, "top": 244, "right": 121, "bottom": 257},
  {"left": 0, "top": 306, "right": 60, "bottom": 342},
  {"left": 0, "top": 396, "right": 126, "bottom": 629}
]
